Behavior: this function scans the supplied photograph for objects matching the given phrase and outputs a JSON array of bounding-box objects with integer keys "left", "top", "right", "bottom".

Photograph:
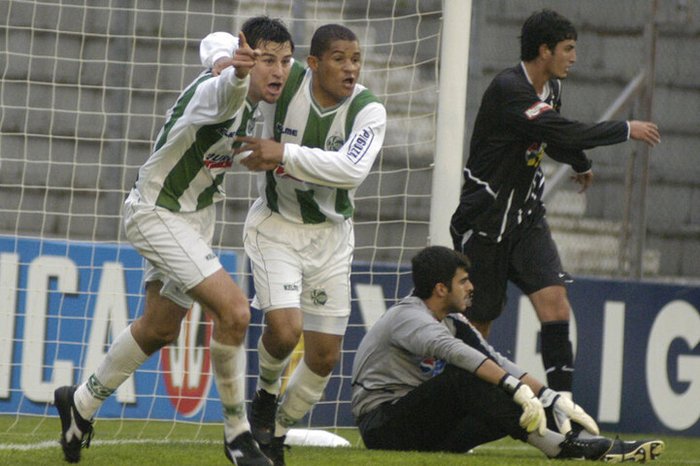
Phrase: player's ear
[
  {"left": 434, "top": 282, "right": 447, "bottom": 298},
  {"left": 307, "top": 55, "right": 319, "bottom": 71},
  {"left": 538, "top": 43, "right": 551, "bottom": 59}
]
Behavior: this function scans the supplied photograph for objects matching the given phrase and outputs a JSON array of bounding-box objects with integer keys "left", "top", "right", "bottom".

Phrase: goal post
[
  {"left": 429, "top": 0, "right": 471, "bottom": 248},
  {"left": 0, "top": 0, "right": 467, "bottom": 439}
]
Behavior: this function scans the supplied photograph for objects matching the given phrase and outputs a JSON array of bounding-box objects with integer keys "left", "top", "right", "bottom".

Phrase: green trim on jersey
[
  {"left": 345, "top": 89, "right": 381, "bottom": 135},
  {"left": 155, "top": 73, "right": 211, "bottom": 152},
  {"left": 155, "top": 96, "right": 258, "bottom": 211},
  {"left": 335, "top": 189, "right": 352, "bottom": 219},
  {"left": 265, "top": 170, "right": 279, "bottom": 213},
  {"left": 295, "top": 189, "right": 327, "bottom": 224},
  {"left": 156, "top": 118, "right": 236, "bottom": 211},
  {"left": 268, "top": 69, "right": 380, "bottom": 224},
  {"left": 273, "top": 62, "right": 306, "bottom": 142},
  {"left": 301, "top": 110, "right": 335, "bottom": 149}
]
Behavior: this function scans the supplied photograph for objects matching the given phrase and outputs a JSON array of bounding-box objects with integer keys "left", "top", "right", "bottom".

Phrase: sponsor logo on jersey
[
  {"left": 419, "top": 357, "right": 446, "bottom": 377},
  {"left": 524, "top": 101, "right": 553, "bottom": 120},
  {"left": 204, "top": 152, "right": 233, "bottom": 169},
  {"left": 217, "top": 127, "right": 236, "bottom": 138},
  {"left": 525, "top": 142, "right": 546, "bottom": 167},
  {"left": 284, "top": 283, "right": 299, "bottom": 291},
  {"left": 345, "top": 128, "right": 374, "bottom": 164},
  {"left": 275, "top": 122, "right": 298, "bottom": 137},
  {"left": 325, "top": 135, "right": 345, "bottom": 151},
  {"left": 274, "top": 164, "right": 303, "bottom": 182}
]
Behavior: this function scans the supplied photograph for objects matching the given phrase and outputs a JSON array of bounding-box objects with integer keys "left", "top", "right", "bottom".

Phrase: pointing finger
[{"left": 238, "top": 31, "right": 248, "bottom": 49}]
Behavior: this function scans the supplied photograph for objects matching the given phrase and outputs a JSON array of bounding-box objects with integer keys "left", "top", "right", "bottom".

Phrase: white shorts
[
  {"left": 123, "top": 192, "right": 221, "bottom": 309},
  {"left": 244, "top": 203, "right": 353, "bottom": 333}
]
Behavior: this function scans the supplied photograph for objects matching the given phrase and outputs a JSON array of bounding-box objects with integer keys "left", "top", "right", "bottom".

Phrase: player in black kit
[{"left": 449, "top": 9, "right": 660, "bottom": 397}]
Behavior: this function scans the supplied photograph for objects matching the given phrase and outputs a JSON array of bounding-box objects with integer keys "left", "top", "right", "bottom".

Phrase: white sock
[
  {"left": 275, "top": 359, "right": 330, "bottom": 437},
  {"left": 74, "top": 325, "right": 148, "bottom": 420},
  {"left": 210, "top": 338, "right": 249, "bottom": 442},
  {"left": 528, "top": 429, "right": 566, "bottom": 458},
  {"left": 256, "top": 337, "right": 290, "bottom": 395}
]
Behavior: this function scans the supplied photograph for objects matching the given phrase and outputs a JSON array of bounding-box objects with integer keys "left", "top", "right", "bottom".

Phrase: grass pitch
[{"left": 0, "top": 415, "right": 697, "bottom": 465}]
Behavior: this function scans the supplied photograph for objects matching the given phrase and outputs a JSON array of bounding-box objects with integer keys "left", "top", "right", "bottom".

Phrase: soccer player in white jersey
[
  {"left": 201, "top": 23, "right": 386, "bottom": 466},
  {"left": 53, "top": 17, "right": 294, "bottom": 466}
]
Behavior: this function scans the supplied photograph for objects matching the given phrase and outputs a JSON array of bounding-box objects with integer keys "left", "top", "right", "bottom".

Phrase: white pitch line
[{"left": 0, "top": 438, "right": 216, "bottom": 451}]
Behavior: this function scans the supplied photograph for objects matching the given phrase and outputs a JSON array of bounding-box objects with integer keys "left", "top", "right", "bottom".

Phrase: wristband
[{"left": 499, "top": 374, "right": 522, "bottom": 396}]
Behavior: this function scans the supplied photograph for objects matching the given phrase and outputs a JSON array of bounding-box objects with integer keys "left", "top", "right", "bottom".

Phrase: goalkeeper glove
[
  {"left": 500, "top": 375, "right": 546, "bottom": 435},
  {"left": 539, "top": 388, "right": 599, "bottom": 436}
]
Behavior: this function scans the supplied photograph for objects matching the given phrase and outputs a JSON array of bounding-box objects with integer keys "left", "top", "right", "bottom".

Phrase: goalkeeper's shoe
[
  {"left": 601, "top": 437, "right": 665, "bottom": 463},
  {"left": 54, "top": 385, "right": 94, "bottom": 463},
  {"left": 555, "top": 431, "right": 612, "bottom": 460},
  {"left": 260, "top": 435, "right": 288, "bottom": 466},
  {"left": 250, "top": 389, "right": 278, "bottom": 446},
  {"left": 224, "top": 431, "right": 272, "bottom": 466}
]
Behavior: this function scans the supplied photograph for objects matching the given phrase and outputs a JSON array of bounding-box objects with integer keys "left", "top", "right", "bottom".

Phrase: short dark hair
[
  {"left": 309, "top": 24, "right": 358, "bottom": 57},
  {"left": 241, "top": 16, "right": 294, "bottom": 52},
  {"left": 520, "top": 9, "right": 577, "bottom": 61},
  {"left": 411, "top": 246, "right": 471, "bottom": 300}
]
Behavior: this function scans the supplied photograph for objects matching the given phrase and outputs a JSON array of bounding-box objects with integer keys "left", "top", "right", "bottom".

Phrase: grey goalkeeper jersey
[{"left": 351, "top": 296, "right": 526, "bottom": 419}]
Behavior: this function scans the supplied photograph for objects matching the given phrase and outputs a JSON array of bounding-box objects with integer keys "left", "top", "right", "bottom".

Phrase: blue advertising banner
[{"left": 1, "top": 236, "right": 698, "bottom": 436}]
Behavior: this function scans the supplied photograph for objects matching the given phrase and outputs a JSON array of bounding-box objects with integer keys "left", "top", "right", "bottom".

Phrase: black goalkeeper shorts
[
  {"left": 460, "top": 215, "right": 568, "bottom": 323},
  {"left": 357, "top": 365, "right": 527, "bottom": 452}
]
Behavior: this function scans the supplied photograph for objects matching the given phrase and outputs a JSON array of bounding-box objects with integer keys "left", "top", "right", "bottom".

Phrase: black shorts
[
  {"left": 357, "top": 366, "right": 527, "bottom": 453},
  {"left": 459, "top": 215, "right": 567, "bottom": 323}
]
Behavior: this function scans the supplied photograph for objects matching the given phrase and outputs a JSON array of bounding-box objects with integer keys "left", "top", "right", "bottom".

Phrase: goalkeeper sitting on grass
[{"left": 351, "top": 246, "right": 665, "bottom": 463}]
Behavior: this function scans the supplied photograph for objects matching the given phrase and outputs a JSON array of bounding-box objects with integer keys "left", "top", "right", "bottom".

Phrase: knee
[
  {"left": 265, "top": 324, "right": 302, "bottom": 355},
  {"left": 215, "top": 299, "right": 251, "bottom": 337},
  {"left": 132, "top": 318, "right": 181, "bottom": 352},
  {"left": 306, "top": 349, "right": 340, "bottom": 376}
]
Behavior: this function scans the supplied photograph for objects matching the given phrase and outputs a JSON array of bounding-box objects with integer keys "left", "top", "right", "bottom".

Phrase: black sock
[{"left": 540, "top": 321, "right": 573, "bottom": 391}]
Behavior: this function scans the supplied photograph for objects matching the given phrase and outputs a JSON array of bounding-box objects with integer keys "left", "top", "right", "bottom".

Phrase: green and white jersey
[
  {"left": 259, "top": 62, "right": 386, "bottom": 224},
  {"left": 131, "top": 66, "right": 255, "bottom": 212}
]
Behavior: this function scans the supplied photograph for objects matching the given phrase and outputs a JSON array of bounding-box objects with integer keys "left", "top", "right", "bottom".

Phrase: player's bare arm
[
  {"left": 629, "top": 120, "right": 661, "bottom": 147},
  {"left": 234, "top": 135, "right": 285, "bottom": 171}
]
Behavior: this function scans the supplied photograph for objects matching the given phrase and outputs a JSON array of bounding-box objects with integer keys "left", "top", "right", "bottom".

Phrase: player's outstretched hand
[
  {"left": 211, "top": 57, "right": 234, "bottom": 77},
  {"left": 570, "top": 170, "right": 593, "bottom": 193},
  {"left": 232, "top": 31, "right": 258, "bottom": 79},
  {"left": 629, "top": 120, "right": 661, "bottom": 147},
  {"left": 234, "top": 136, "right": 285, "bottom": 172}
]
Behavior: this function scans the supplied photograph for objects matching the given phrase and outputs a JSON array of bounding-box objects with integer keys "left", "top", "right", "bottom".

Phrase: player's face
[
  {"left": 446, "top": 268, "right": 473, "bottom": 314},
  {"left": 248, "top": 41, "right": 294, "bottom": 104},
  {"left": 546, "top": 39, "right": 576, "bottom": 79},
  {"left": 308, "top": 39, "right": 361, "bottom": 108}
]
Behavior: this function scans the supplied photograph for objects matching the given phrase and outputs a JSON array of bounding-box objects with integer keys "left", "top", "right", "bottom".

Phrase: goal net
[{"left": 0, "top": 0, "right": 447, "bottom": 439}]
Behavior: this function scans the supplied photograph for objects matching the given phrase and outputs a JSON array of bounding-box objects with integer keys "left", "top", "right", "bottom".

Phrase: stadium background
[{"left": 1, "top": 0, "right": 699, "bottom": 440}]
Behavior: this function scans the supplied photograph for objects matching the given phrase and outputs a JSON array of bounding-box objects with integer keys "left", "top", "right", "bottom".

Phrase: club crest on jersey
[
  {"left": 311, "top": 288, "right": 328, "bottom": 306},
  {"left": 246, "top": 118, "right": 256, "bottom": 135},
  {"left": 345, "top": 128, "right": 374, "bottom": 164},
  {"left": 524, "top": 101, "right": 553, "bottom": 120},
  {"left": 325, "top": 135, "right": 345, "bottom": 151},
  {"left": 419, "top": 357, "right": 446, "bottom": 376},
  {"left": 525, "top": 142, "right": 546, "bottom": 167}
]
